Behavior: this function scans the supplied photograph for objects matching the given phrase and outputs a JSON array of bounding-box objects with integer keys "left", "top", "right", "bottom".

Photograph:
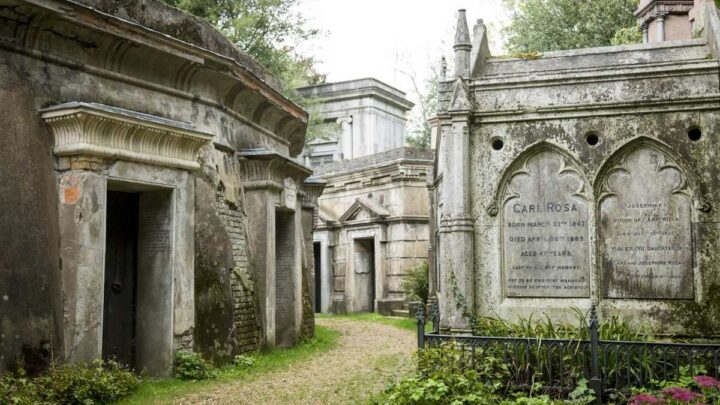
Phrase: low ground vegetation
[
  {"left": 0, "top": 359, "right": 140, "bottom": 405},
  {"left": 375, "top": 312, "right": 720, "bottom": 405},
  {"left": 0, "top": 326, "right": 339, "bottom": 404}
]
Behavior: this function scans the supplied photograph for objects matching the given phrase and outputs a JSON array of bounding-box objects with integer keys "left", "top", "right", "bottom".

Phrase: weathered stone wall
[
  {"left": 0, "top": 65, "right": 61, "bottom": 374},
  {"left": 433, "top": 6, "right": 720, "bottom": 334},
  {"left": 300, "top": 208, "right": 316, "bottom": 338},
  {"left": 0, "top": 0, "right": 315, "bottom": 375}
]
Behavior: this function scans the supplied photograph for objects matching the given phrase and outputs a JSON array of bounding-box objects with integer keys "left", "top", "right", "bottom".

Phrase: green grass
[
  {"left": 316, "top": 312, "right": 428, "bottom": 332},
  {"left": 119, "top": 325, "right": 340, "bottom": 405}
]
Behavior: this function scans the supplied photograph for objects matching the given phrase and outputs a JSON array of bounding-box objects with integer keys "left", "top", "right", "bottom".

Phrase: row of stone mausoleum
[
  {"left": 0, "top": 0, "right": 323, "bottom": 376},
  {"left": 298, "top": 79, "right": 435, "bottom": 316}
]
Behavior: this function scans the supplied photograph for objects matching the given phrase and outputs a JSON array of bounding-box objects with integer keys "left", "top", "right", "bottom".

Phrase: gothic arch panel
[
  {"left": 498, "top": 145, "right": 591, "bottom": 298},
  {"left": 597, "top": 139, "right": 694, "bottom": 299}
]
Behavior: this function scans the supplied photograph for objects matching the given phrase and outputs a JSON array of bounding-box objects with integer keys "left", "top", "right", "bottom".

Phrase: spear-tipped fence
[{"left": 417, "top": 304, "right": 720, "bottom": 403}]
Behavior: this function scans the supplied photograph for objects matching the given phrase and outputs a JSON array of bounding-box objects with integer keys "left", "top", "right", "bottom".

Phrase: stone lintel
[{"left": 41, "top": 102, "right": 212, "bottom": 171}]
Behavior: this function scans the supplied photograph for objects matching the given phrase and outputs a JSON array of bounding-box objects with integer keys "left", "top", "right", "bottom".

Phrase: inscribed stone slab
[
  {"left": 502, "top": 150, "right": 590, "bottom": 298},
  {"left": 600, "top": 145, "right": 693, "bottom": 299}
]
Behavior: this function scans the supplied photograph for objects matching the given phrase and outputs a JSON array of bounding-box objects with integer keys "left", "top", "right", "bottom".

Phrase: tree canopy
[
  {"left": 162, "top": 0, "right": 324, "bottom": 89},
  {"left": 161, "top": 0, "right": 329, "bottom": 142},
  {"left": 404, "top": 67, "right": 439, "bottom": 149},
  {"left": 504, "top": 0, "right": 642, "bottom": 53}
]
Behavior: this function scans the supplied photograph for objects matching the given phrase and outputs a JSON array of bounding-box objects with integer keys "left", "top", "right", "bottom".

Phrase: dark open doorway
[
  {"left": 313, "top": 242, "right": 321, "bottom": 313},
  {"left": 354, "top": 238, "right": 375, "bottom": 312},
  {"left": 103, "top": 191, "right": 139, "bottom": 367}
]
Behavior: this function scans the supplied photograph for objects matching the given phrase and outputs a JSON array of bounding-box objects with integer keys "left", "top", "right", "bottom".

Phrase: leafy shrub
[
  {"left": 0, "top": 369, "right": 50, "bottom": 405},
  {"left": 45, "top": 360, "right": 140, "bottom": 404},
  {"left": 0, "top": 359, "right": 140, "bottom": 405},
  {"left": 401, "top": 261, "right": 429, "bottom": 306},
  {"left": 174, "top": 351, "right": 216, "bottom": 380},
  {"left": 233, "top": 354, "right": 256, "bottom": 368}
]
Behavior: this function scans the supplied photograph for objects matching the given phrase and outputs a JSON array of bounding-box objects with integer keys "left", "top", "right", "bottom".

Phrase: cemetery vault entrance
[
  {"left": 353, "top": 238, "right": 376, "bottom": 312},
  {"left": 313, "top": 242, "right": 322, "bottom": 313},
  {"left": 102, "top": 185, "right": 174, "bottom": 373},
  {"left": 102, "top": 191, "right": 139, "bottom": 366}
]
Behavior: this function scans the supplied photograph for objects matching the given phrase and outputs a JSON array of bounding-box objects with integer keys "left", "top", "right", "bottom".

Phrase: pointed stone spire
[
  {"left": 440, "top": 56, "right": 447, "bottom": 80},
  {"left": 454, "top": 9, "right": 471, "bottom": 78}
]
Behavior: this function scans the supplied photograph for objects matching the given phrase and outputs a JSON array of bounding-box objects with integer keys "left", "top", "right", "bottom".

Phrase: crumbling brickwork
[{"left": 215, "top": 191, "right": 261, "bottom": 353}]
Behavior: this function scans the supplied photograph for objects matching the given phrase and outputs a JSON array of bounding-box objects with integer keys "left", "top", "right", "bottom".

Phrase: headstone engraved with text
[
  {"left": 502, "top": 151, "right": 590, "bottom": 298},
  {"left": 600, "top": 145, "right": 693, "bottom": 299}
]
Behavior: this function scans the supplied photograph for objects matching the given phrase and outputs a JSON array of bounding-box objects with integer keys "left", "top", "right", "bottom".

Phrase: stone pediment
[
  {"left": 338, "top": 197, "right": 390, "bottom": 223},
  {"left": 448, "top": 79, "right": 472, "bottom": 112},
  {"left": 41, "top": 102, "right": 213, "bottom": 170}
]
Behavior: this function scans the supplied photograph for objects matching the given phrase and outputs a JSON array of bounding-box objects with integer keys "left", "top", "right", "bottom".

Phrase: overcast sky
[{"left": 297, "top": 0, "right": 510, "bottom": 101}]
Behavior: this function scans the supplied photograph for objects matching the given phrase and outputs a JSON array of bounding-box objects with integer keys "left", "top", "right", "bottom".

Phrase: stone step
[{"left": 391, "top": 309, "right": 410, "bottom": 318}]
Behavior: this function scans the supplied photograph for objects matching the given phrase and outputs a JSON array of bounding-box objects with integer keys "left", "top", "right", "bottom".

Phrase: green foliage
[
  {"left": 404, "top": 68, "right": 439, "bottom": 149},
  {"left": 471, "top": 307, "right": 653, "bottom": 341},
  {"left": 160, "top": 0, "right": 327, "bottom": 142},
  {"left": 0, "top": 360, "right": 140, "bottom": 405},
  {"left": 232, "top": 354, "right": 256, "bottom": 368},
  {"left": 162, "top": 0, "right": 322, "bottom": 85},
  {"left": 611, "top": 25, "right": 643, "bottom": 46},
  {"left": 401, "top": 261, "right": 429, "bottom": 306},
  {"left": 378, "top": 342, "right": 596, "bottom": 404},
  {"left": 174, "top": 351, "right": 216, "bottom": 380},
  {"left": 504, "top": 0, "right": 641, "bottom": 53}
]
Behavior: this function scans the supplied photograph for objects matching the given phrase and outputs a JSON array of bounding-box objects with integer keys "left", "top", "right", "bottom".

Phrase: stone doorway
[
  {"left": 313, "top": 242, "right": 322, "bottom": 313},
  {"left": 102, "top": 191, "right": 139, "bottom": 367},
  {"left": 354, "top": 238, "right": 376, "bottom": 312},
  {"left": 274, "top": 210, "right": 296, "bottom": 347},
  {"left": 102, "top": 185, "right": 175, "bottom": 374}
]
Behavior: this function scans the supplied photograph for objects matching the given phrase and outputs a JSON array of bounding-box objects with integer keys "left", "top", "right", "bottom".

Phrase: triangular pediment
[
  {"left": 449, "top": 78, "right": 472, "bottom": 112},
  {"left": 338, "top": 197, "right": 389, "bottom": 223}
]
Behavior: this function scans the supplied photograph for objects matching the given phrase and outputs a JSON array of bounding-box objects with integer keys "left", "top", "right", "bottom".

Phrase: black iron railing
[{"left": 416, "top": 303, "right": 720, "bottom": 404}]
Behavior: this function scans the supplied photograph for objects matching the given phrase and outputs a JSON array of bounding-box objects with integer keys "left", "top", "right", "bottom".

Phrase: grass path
[{"left": 169, "top": 316, "right": 415, "bottom": 404}]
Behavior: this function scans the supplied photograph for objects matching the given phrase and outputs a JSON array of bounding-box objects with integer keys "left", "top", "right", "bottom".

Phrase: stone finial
[
  {"left": 440, "top": 56, "right": 447, "bottom": 79},
  {"left": 454, "top": 9, "right": 472, "bottom": 78},
  {"left": 454, "top": 9, "right": 471, "bottom": 46}
]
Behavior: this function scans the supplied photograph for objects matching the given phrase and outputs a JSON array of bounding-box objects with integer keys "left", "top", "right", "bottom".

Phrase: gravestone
[
  {"left": 502, "top": 150, "right": 590, "bottom": 298},
  {"left": 599, "top": 145, "right": 693, "bottom": 299}
]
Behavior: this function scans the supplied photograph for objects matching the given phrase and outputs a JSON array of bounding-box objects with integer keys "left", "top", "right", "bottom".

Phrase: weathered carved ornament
[{"left": 41, "top": 102, "right": 212, "bottom": 170}]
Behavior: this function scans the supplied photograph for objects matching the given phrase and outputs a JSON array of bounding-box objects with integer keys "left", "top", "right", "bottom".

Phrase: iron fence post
[
  {"left": 417, "top": 303, "right": 425, "bottom": 349},
  {"left": 431, "top": 299, "right": 440, "bottom": 333},
  {"left": 589, "top": 304, "right": 602, "bottom": 405}
]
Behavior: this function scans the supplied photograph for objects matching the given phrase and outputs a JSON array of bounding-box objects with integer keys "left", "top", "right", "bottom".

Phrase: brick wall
[{"left": 215, "top": 191, "right": 261, "bottom": 353}]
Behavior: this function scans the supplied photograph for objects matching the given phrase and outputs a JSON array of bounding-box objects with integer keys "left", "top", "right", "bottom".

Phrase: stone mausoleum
[
  {"left": 0, "top": 0, "right": 322, "bottom": 376},
  {"left": 298, "top": 79, "right": 434, "bottom": 315},
  {"left": 431, "top": 0, "right": 720, "bottom": 334}
]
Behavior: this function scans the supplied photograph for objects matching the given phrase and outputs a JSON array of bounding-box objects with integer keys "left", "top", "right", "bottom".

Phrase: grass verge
[
  {"left": 316, "top": 312, "right": 427, "bottom": 332},
  {"left": 119, "top": 325, "right": 340, "bottom": 405}
]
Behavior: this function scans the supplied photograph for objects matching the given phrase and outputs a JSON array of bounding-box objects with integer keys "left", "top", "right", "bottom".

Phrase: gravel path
[{"left": 173, "top": 317, "right": 415, "bottom": 405}]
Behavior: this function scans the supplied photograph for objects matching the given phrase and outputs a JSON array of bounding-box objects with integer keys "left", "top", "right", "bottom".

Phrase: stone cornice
[
  {"left": 635, "top": 0, "right": 694, "bottom": 23},
  {"left": 4, "top": 0, "right": 308, "bottom": 155},
  {"left": 237, "top": 148, "right": 313, "bottom": 192},
  {"left": 41, "top": 102, "right": 212, "bottom": 171},
  {"left": 471, "top": 94, "right": 720, "bottom": 123},
  {"left": 301, "top": 177, "right": 327, "bottom": 207}
]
